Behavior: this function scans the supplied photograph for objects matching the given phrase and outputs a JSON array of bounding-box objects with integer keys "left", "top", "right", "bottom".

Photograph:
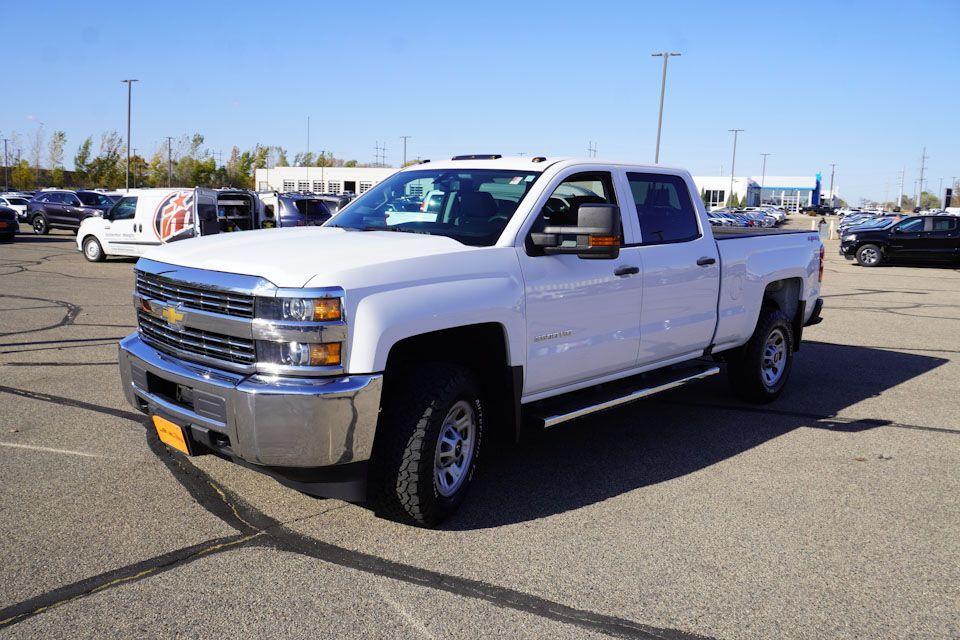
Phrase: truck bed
[{"left": 713, "top": 226, "right": 818, "bottom": 239}]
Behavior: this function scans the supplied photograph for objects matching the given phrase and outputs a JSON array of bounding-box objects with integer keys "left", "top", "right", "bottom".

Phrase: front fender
[{"left": 346, "top": 275, "right": 525, "bottom": 373}]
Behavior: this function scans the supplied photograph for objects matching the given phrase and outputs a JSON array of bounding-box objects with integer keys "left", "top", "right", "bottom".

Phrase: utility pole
[
  {"left": 759, "top": 153, "right": 771, "bottom": 206},
  {"left": 132, "top": 148, "right": 138, "bottom": 186},
  {"left": 651, "top": 52, "right": 681, "bottom": 163},
  {"left": 121, "top": 79, "right": 139, "bottom": 191},
  {"left": 828, "top": 163, "right": 837, "bottom": 208},
  {"left": 937, "top": 177, "right": 943, "bottom": 209},
  {"left": 727, "top": 129, "right": 743, "bottom": 206},
  {"left": 587, "top": 141, "right": 598, "bottom": 158},
  {"left": 897, "top": 167, "right": 905, "bottom": 209},
  {"left": 917, "top": 146, "right": 928, "bottom": 210},
  {"left": 400, "top": 136, "right": 411, "bottom": 165},
  {"left": 165, "top": 136, "right": 174, "bottom": 187},
  {"left": 2, "top": 138, "right": 8, "bottom": 190}
]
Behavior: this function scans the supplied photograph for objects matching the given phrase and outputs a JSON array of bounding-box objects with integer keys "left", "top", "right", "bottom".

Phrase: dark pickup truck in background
[{"left": 840, "top": 215, "right": 960, "bottom": 266}]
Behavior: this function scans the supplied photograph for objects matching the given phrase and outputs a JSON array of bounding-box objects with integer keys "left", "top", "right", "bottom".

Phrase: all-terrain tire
[
  {"left": 369, "top": 363, "right": 483, "bottom": 527},
  {"left": 727, "top": 306, "right": 794, "bottom": 404}
]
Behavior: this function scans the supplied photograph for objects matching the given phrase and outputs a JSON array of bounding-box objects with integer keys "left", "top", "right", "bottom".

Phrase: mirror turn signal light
[{"left": 589, "top": 235, "right": 619, "bottom": 247}]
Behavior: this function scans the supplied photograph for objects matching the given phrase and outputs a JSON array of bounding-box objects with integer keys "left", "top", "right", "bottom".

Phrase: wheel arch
[{"left": 383, "top": 323, "right": 523, "bottom": 443}]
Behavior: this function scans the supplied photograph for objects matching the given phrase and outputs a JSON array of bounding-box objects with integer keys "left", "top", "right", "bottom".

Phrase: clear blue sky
[{"left": 3, "top": 0, "right": 958, "bottom": 203}]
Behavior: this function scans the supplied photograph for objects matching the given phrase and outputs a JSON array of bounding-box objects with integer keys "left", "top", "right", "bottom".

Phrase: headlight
[
  {"left": 257, "top": 341, "right": 341, "bottom": 367},
  {"left": 844, "top": 234, "right": 856, "bottom": 241},
  {"left": 257, "top": 296, "right": 342, "bottom": 322}
]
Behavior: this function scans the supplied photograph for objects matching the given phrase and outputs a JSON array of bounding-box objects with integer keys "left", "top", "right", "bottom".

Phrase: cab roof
[{"left": 397, "top": 155, "right": 687, "bottom": 174}]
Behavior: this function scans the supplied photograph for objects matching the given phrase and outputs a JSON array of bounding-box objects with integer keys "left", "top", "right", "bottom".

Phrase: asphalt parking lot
[{"left": 0, "top": 220, "right": 957, "bottom": 640}]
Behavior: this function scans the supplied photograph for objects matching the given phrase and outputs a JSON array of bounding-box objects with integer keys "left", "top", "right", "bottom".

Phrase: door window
[
  {"left": 895, "top": 218, "right": 923, "bottom": 232},
  {"left": 931, "top": 218, "right": 957, "bottom": 231},
  {"left": 64, "top": 193, "right": 82, "bottom": 206},
  {"left": 531, "top": 171, "right": 617, "bottom": 230},
  {"left": 626, "top": 173, "right": 700, "bottom": 245},
  {"left": 110, "top": 197, "right": 138, "bottom": 220}
]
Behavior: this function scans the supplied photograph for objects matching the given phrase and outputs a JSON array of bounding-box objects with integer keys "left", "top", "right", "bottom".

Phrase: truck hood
[{"left": 140, "top": 226, "right": 478, "bottom": 287}]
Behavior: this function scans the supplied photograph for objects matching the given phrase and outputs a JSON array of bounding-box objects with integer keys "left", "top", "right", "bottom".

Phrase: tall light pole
[
  {"left": 400, "top": 135, "right": 411, "bottom": 165},
  {"left": 759, "top": 153, "right": 771, "bottom": 206},
  {"left": 121, "top": 79, "right": 139, "bottom": 191},
  {"left": 652, "top": 52, "right": 681, "bottom": 164},
  {"left": 727, "top": 129, "right": 743, "bottom": 206},
  {"left": 937, "top": 177, "right": 943, "bottom": 209},
  {"left": 829, "top": 163, "right": 837, "bottom": 208},
  {"left": 306, "top": 116, "right": 310, "bottom": 163}
]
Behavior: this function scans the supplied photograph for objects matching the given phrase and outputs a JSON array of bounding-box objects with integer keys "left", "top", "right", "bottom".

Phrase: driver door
[
  {"left": 101, "top": 196, "right": 140, "bottom": 255},
  {"left": 517, "top": 168, "right": 643, "bottom": 397}
]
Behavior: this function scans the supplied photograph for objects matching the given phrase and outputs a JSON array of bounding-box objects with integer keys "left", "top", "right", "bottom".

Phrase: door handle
[
  {"left": 614, "top": 265, "right": 639, "bottom": 277},
  {"left": 696, "top": 256, "right": 716, "bottom": 266}
]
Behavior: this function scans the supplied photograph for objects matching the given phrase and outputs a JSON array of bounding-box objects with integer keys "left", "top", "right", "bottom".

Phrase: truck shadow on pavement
[{"left": 448, "top": 341, "right": 949, "bottom": 530}]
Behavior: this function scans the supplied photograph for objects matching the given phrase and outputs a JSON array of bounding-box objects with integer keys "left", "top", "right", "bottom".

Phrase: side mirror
[{"left": 530, "top": 203, "right": 621, "bottom": 260}]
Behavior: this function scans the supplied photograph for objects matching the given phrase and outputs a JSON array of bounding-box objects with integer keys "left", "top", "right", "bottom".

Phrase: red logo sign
[{"left": 154, "top": 191, "right": 195, "bottom": 243}]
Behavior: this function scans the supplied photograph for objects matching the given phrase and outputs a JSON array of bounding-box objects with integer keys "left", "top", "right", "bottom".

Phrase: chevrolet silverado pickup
[{"left": 118, "top": 156, "right": 824, "bottom": 526}]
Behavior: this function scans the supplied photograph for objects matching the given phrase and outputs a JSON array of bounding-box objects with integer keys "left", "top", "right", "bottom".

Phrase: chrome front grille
[
  {"left": 137, "top": 310, "right": 256, "bottom": 365},
  {"left": 136, "top": 271, "right": 255, "bottom": 318}
]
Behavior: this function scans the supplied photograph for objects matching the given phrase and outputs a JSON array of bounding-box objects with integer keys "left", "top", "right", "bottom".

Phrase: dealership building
[{"left": 255, "top": 165, "right": 833, "bottom": 211}]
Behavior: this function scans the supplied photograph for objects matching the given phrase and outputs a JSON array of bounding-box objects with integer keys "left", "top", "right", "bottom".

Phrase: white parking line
[{"left": 0, "top": 442, "right": 107, "bottom": 459}]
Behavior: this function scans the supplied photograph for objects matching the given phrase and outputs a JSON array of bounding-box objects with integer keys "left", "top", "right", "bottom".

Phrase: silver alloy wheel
[
  {"left": 761, "top": 328, "right": 787, "bottom": 387},
  {"left": 84, "top": 238, "right": 101, "bottom": 260},
  {"left": 33, "top": 217, "right": 45, "bottom": 234},
  {"left": 859, "top": 246, "right": 879, "bottom": 265},
  {"left": 434, "top": 400, "right": 477, "bottom": 498}
]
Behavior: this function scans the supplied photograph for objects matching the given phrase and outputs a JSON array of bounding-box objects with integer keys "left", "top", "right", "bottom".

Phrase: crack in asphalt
[
  {"left": 0, "top": 294, "right": 82, "bottom": 339},
  {"left": 0, "top": 384, "right": 714, "bottom": 640}
]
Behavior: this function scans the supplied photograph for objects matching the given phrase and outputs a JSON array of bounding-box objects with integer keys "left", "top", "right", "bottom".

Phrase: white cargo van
[{"left": 77, "top": 188, "right": 262, "bottom": 262}]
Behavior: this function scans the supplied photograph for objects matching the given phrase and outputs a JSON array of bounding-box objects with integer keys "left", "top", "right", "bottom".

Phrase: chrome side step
[{"left": 536, "top": 364, "right": 720, "bottom": 429}]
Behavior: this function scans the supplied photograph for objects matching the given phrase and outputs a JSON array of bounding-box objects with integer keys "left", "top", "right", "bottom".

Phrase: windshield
[{"left": 327, "top": 168, "right": 542, "bottom": 246}]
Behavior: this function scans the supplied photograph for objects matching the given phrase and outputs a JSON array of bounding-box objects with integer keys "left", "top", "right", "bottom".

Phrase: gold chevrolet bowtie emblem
[{"left": 161, "top": 305, "right": 185, "bottom": 326}]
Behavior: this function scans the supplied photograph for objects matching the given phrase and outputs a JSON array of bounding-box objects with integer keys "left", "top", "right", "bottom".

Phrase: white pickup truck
[{"left": 118, "top": 156, "right": 824, "bottom": 526}]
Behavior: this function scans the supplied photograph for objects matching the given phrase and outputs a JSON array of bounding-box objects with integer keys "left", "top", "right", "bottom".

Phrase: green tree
[
  {"left": 11, "top": 160, "right": 33, "bottom": 190},
  {"left": 919, "top": 191, "right": 941, "bottom": 210},
  {"left": 293, "top": 151, "right": 315, "bottom": 167},
  {"left": 73, "top": 137, "right": 93, "bottom": 186},
  {"left": 47, "top": 130, "right": 66, "bottom": 186},
  {"left": 146, "top": 149, "right": 169, "bottom": 187},
  {"left": 275, "top": 147, "right": 289, "bottom": 167},
  {"left": 87, "top": 131, "right": 124, "bottom": 188},
  {"left": 344, "top": 159, "right": 358, "bottom": 167}
]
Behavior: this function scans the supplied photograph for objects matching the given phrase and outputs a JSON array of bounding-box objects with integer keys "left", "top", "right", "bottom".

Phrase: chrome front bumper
[{"left": 118, "top": 334, "right": 382, "bottom": 469}]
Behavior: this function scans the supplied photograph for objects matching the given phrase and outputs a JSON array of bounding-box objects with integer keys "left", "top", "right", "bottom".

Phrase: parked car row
[
  {"left": 840, "top": 214, "right": 960, "bottom": 266},
  {"left": 706, "top": 205, "right": 788, "bottom": 228},
  {"left": 76, "top": 188, "right": 356, "bottom": 261}
]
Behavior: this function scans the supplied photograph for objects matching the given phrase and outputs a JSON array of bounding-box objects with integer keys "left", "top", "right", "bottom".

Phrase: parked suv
[
  {"left": 840, "top": 215, "right": 960, "bottom": 266},
  {"left": 0, "top": 195, "right": 31, "bottom": 222},
  {"left": 27, "top": 190, "right": 116, "bottom": 234}
]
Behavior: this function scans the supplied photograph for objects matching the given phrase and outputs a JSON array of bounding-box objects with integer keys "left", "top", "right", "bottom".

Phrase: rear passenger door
[
  {"left": 626, "top": 172, "right": 721, "bottom": 366},
  {"left": 928, "top": 217, "right": 959, "bottom": 260}
]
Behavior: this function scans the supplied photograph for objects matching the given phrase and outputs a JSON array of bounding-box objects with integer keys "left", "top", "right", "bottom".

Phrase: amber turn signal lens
[
  {"left": 309, "top": 342, "right": 341, "bottom": 366},
  {"left": 589, "top": 235, "right": 619, "bottom": 247},
  {"left": 313, "top": 298, "right": 342, "bottom": 321}
]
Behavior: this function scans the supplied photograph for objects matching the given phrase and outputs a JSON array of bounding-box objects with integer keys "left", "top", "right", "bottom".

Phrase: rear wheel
[
  {"left": 369, "top": 363, "right": 483, "bottom": 527},
  {"left": 855, "top": 244, "right": 882, "bottom": 267},
  {"left": 32, "top": 215, "right": 48, "bottom": 235},
  {"left": 727, "top": 306, "right": 794, "bottom": 404},
  {"left": 82, "top": 236, "right": 105, "bottom": 262}
]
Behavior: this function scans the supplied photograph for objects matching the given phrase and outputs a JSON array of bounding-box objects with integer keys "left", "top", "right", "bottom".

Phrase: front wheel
[
  {"left": 855, "top": 244, "right": 882, "bottom": 267},
  {"left": 82, "top": 236, "right": 105, "bottom": 262},
  {"left": 727, "top": 306, "right": 794, "bottom": 404},
  {"left": 32, "top": 215, "right": 48, "bottom": 235},
  {"left": 369, "top": 363, "right": 483, "bottom": 527}
]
